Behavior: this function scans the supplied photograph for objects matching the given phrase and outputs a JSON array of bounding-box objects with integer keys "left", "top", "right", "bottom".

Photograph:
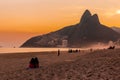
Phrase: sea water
[{"left": 0, "top": 48, "right": 88, "bottom": 54}]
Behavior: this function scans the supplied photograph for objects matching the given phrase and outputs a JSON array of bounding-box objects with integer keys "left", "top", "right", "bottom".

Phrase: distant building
[
  {"left": 57, "top": 39, "right": 68, "bottom": 48},
  {"left": 62, "top": 40, "right": 68, "bottom": 47}
]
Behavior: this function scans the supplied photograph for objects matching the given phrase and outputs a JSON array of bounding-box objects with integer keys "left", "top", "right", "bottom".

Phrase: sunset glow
[
  {"left": 0, "top": 0, "right": 120, "bottom": 47},
  {"left": 116, "top": 10, "right": 120, "bottom": 14}
]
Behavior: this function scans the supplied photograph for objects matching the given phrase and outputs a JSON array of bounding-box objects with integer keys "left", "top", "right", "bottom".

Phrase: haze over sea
[
  {"left": 0, "top": 45, "right": 109, "bottom": 54},
  {"left": 0, "top": 48, "right": 85, "bottom": 54}
]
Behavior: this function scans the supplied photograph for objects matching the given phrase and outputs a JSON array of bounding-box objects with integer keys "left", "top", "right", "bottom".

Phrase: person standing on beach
[{"left": 58, "top": 49, "right": 60, "bottom": 56}]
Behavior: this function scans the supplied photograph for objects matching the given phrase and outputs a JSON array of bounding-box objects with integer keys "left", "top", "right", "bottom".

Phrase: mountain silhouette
[{"left": 21, "top": 10, "right": 120, "bottom": 48}]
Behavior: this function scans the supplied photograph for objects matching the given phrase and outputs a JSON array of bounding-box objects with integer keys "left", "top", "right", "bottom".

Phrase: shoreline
[{"left": 0, "top": 47, "right": 91, "bottom": 54}]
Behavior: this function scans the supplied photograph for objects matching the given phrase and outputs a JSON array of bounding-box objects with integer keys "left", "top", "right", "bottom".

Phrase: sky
[{"left": 0, "top": 0, "right": 120, "bottom": 47}]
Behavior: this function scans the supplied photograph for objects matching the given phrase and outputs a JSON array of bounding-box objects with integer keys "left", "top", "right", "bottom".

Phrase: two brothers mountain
[{"left": 21, "top": 10, "right": 120, "bottom": 48}]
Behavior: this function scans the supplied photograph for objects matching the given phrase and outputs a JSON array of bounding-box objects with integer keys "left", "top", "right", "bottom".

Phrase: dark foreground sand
[{"left": 0, "top": 49, "right": 119, "bottom": 80}]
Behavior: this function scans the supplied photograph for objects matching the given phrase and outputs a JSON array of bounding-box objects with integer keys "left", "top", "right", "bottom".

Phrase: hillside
[{"left": 21, "top": 10, "right": 120, "bottom": 48}]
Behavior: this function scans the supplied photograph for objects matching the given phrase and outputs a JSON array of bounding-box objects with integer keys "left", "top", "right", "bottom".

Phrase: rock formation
[{"left": 21, "top": 10, "right": 120, "bottom": 48}]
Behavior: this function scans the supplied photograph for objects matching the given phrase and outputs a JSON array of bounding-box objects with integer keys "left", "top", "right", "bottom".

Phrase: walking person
[{"left": 58, "top": 49, "right": 60, "bottom": 56}]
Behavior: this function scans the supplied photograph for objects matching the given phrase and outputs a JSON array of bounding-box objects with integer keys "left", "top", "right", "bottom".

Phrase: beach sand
[{"left": 0, "top": 49, "right": 119, "bottom": 80}]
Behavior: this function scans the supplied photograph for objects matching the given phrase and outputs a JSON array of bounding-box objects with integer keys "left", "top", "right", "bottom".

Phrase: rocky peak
[
  {"left": 91, "top": 14, "right": 100, "bottom": 24},
  {"left": 21, "top": 10, "right": 120, "bottom": 48},
  {"left": 79, "top": 10, "right": 100, "bottom": 26},
  {"left": 80, "top": 10, "right": 92, "bottom": 25}
]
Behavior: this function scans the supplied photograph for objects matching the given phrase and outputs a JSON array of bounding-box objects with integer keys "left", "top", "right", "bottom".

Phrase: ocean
[{"left": 0, "top": 48, "right": 88, "bottom": 54}]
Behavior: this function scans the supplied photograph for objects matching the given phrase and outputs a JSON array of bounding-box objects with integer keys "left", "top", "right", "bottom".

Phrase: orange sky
[{"left": 0, "top": 0, "right": 120, "bottom": 47}]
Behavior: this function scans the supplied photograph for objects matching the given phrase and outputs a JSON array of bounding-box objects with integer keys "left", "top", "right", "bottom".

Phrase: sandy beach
[{"left": 0, "top": 49, "right": 119, "bottom": 80}]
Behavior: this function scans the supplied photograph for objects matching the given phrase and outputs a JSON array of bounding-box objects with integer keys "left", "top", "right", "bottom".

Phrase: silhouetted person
[
  {"left": 90, "top": 48, "right": 93, "bottom": 52},
  {"left": 29, "top": 58, "right": 35, "bottom": 68},
  {"left": 108, "top": 46, "right": 115, "bottom": 49},
  {"left": 34, "top": 57, "right": 39, "bottom": 68},
  {"left": 58, "top": 49, "right": 60, "bottom": 56},
  {"left": 75, "top": 49, "right": 78, "bottom": 52},
  {"left": 68, "top": 49, "right": 72, "bottom": 53}
]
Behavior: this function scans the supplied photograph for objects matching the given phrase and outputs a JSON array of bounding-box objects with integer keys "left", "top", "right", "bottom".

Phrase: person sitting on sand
[
  {"left": 68, "top": 49, "right": 72, "bottom": 53},
  {"left": 34, "top": 57, "right": 39, "bottom": 68},
  {"left": 108, "top": 46, "right": 115, "bottom": 49},
  {"left": 29, "top": 58, "right": 35, "bottom": 68},
  {"left": 29, "top": 57, "right": 39, "bottom": 69}
]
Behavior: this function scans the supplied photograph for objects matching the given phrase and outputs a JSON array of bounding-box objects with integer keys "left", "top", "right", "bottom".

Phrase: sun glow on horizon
[
  {"left": 0, "top": 0, "right": 120, "bottom": 47},
  {"left": 116, "top": 10, "right": 120, "bottom": 14}
]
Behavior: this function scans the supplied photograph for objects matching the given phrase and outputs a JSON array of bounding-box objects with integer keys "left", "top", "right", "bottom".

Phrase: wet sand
[{"left": 0, "top": 49, "right": 120, "bottom": 80}]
